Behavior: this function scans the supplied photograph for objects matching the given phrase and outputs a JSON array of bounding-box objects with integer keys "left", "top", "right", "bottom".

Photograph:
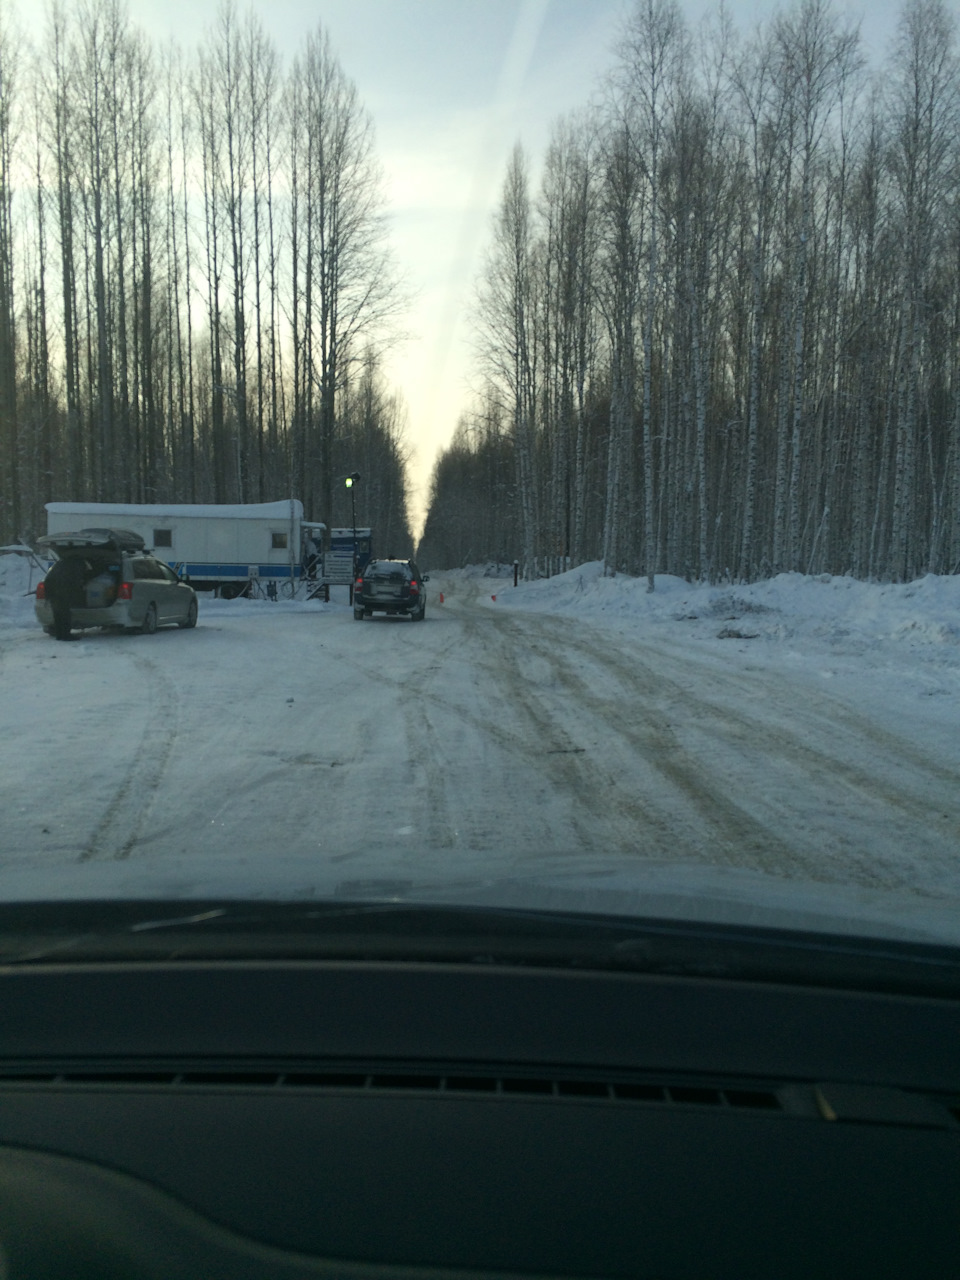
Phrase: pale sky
[
  {"left": 16, "top": 0, "right": 905, "bottom": 534},
  {"left": 242, "top": 0, "right": 632, "bottom": 533}
]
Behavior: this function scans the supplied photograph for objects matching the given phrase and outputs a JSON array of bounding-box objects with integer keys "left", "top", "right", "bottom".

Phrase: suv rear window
[{"left": 369, "top": 562, "right": 411, "bottom": 578}]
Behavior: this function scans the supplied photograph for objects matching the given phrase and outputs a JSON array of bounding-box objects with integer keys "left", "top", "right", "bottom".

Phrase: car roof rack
[{"left": 38, "top": 528, "right": 146, "bottom": 553}]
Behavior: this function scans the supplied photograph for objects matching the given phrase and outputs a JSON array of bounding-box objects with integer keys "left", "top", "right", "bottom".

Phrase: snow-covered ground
[
  {"left": 472, "top": 557, "right": 960, "bottom": 705},
  {"left": 509, "top": 560, "right": 958, "bottom": 727},
  {"left": 2, "top": 551, "right": 959, "bottom": 944}
]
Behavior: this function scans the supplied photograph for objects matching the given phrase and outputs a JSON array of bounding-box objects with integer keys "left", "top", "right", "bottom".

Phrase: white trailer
[{"left": 44, "top": 500, "right": 326, "bottom": 597}]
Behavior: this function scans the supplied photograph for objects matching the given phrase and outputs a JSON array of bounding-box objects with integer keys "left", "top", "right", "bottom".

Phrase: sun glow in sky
[
  {"left": 14, "top": 0, "right": 904, "bottom": 536},
  {"left": 261, "top": 0, "right": 629, "bottom": 534}
]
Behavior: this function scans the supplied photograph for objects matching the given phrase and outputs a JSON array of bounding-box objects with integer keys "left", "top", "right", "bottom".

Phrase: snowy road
[{"left": 2, "top": 567, "right": 959, "bottom": 927}]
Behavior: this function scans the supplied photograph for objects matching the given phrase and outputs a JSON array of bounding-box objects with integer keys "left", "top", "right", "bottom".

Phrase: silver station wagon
[{"left": 35, "top": 528, "right": 198, "bottom": 639}]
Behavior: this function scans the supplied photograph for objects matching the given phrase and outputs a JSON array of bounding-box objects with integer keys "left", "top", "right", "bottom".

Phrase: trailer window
[
  {"left": 271, "top": 532, "right": 288, "bottom": 550},
  {"left": 153, "top": 530, "right": 172, "bottom": 548}
]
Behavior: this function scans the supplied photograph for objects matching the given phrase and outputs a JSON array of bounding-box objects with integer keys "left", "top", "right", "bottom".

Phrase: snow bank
[
  {"left": 486, "top": 562, "right": 959, "bottom": 641},
  {"left": 0, "top": 552, "right": 42, "bottom": 631},
  {"left": 478, "top": 562, "right": 960, "bottom": 691}
]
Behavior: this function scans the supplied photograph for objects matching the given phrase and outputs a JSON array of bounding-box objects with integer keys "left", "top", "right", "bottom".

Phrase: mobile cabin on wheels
[{"left": 44, "top": 501, "right": 326, "bottom": 598}]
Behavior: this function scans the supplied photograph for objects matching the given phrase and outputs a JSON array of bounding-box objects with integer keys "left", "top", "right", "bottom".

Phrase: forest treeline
[
  {"left": 0, "top": 0, "right": 412, "bottom": 550},
  {"left": 418, "top": 0, "right": 960, "bottom": 584}
]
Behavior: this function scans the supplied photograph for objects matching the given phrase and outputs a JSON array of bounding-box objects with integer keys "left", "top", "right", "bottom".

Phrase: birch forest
[
  {"left": 419, "top": 0, "right": 960, "bottom": 584},
  {"left": 0, "top": 0, "right": 412, "bottom": 551}
]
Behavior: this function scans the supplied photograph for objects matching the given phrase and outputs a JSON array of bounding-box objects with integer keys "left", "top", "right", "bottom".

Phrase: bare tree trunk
[
  {"left": 0, "top": 9, "right": 19, "bottom": 538},
  {"left": 616, "top": 0, "right": 686, "bottom": 591},
  {"left": 197, "top": 60, "right": 226, "bottom": 501},
  {"left": 48, "top": 9, "right": 85, "bottom": 498}
]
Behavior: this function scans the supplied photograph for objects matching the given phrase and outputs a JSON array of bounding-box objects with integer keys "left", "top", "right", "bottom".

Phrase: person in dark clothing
[
  {"left": 44, "top": 556, "right": 89, "bottom": 640},
  {"left": 303, "top": 533, "right": 320, "bottom": 580}
]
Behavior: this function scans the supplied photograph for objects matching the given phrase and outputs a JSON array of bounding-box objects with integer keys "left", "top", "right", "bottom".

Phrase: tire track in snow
[
  {"left": 404, "top": 703, "right": 458, "bottom": 851},
  {"left": 439, "top": 582, "right": 958, "bottom": 890},
  {"left": 457, "top": 588, "right": 959, "bottom": 888},
  {"left": 540, "top": 618, "right": 960, "bottom": 888},
  {"left": 627, "top": 632, "right": 960, "bottom": 794},
  {"left": 406, "top": 586, "right": 753, "bottom": 864},
  {"left": 78, "top": 654, "right": 180, "bottom": 862},
  {"left": 338, "top": 594, "right": 616, "bottom": 863},
  {"left": 464, "top": 605, "right": 809, "bottom": 874}
]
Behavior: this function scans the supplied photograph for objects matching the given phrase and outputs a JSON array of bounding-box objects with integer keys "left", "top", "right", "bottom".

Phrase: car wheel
[
  {"left": 179, "top": 599, "right": 198, "bottom": 629},
  {"left": 141, "top": 603, "right": 158, "bottom": 635},
  {"left": 414, "top": 603, "right": 426, "bottom": 621},
  {"left": 353, "top": 608, "right": 364, "bottom": 620}
]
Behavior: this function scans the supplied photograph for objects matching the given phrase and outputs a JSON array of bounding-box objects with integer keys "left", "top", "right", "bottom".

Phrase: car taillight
[
  {"left": 35, "top": 581, "right": 45, "bottom": 599},
  {"left": 117, "top": 582, "right": 133, "bottom": 601},
  {"left": 409, "top": 580, "right": 419, "bottom": 593}
]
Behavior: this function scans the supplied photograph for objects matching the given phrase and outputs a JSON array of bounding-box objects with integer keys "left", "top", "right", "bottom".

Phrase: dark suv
[{"left": 353, "top": 559, "right": 428, "bottom": 621}]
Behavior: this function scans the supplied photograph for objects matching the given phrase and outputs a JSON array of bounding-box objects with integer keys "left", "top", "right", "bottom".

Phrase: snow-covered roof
[{"left": 46, "top": 500, "right": 304, "bottom": 520}]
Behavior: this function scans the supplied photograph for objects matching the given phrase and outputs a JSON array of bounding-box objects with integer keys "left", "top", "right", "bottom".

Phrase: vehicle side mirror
[{"left": 423, "top": 575, "right": 430, "bottom": 582}]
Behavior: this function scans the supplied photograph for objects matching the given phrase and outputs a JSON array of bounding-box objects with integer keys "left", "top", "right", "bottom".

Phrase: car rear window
[
  {"left": 370, "top": 562, "right": 410, "bottom": 579},
  {"left": 48, "top": 548, "right": 116, "bottom": 569}
]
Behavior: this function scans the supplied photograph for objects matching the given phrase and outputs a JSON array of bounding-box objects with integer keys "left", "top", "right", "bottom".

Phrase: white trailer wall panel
[{"left": 45, "top": 501, "right": 303, "bottom": 592}]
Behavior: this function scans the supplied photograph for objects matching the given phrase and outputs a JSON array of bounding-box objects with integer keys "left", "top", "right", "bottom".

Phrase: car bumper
[
  {"left": 356, "top": 597, "right": 422, "bottom": 615},
  {"left": 35, "top": 601, "right": 137, "bottom": 630}
]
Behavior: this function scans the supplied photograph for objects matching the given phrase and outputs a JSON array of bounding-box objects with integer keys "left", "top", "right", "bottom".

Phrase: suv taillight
[
  {"left": 35, "top": 581, "right": 45, "bottom": 600},
  {"left": 117, "top": 582, "right": 133, "bottom": 601},
  {"left": 409, "top": 580, "right": 419, "bottom": 593}
]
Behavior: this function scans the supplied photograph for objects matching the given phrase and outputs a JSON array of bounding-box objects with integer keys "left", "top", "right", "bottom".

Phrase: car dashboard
[{"left": 0, "top": 902, "right": 956, "bottom": 1279}]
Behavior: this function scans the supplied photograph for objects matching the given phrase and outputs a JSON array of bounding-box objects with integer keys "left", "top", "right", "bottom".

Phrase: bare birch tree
[
  {"left": 615, "top": 0, "right": 687, "bottom": 590},
  {"left": 886, "top": 0, "right": 959, "bottom": 579},
  {"left": 289, "top": 24, "right": 401, "bottom": 524},
  {"left": 477, "top": 145, "right": 540, "bottom": 577},
  {"left": 0, "top": 1, "right": 19, "bottom": 536}
]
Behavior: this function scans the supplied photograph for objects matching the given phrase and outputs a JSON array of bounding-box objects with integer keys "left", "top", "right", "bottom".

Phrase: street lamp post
[{"left": 345, "top": 473, "right": 361, "bottom": 603}]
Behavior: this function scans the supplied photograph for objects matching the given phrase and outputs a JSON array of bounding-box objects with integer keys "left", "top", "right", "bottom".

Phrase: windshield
[{"left": 1, "top": 0, "right": 959, "bottom": 956}]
